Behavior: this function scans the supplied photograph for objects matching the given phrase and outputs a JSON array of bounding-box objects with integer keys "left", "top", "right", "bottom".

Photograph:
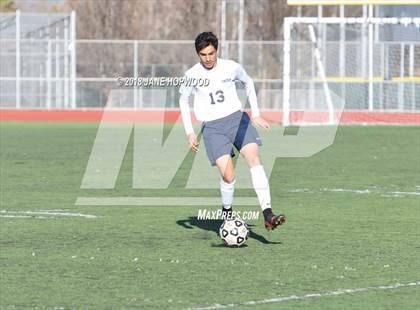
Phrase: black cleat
[
  {"left": 222, "top": 206, "right": 233, "bottom": 220},
  {"left": 264, "top": 214, "right": 286, "bottom": 231}
]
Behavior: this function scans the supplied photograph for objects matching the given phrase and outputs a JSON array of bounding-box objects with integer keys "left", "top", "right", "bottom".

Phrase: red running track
[{"left": 0, "top": 109, "right": 419, "bottom": 124}]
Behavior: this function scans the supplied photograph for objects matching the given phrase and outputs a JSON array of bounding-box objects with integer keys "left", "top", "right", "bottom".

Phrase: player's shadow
[{"left": 176, "top": 216, "right": 282, "bottom": 245}]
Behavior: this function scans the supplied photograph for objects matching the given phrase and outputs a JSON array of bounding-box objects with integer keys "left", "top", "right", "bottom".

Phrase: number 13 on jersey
[{"left": 209, "top": 90, "right": 225, "bottom": 105}]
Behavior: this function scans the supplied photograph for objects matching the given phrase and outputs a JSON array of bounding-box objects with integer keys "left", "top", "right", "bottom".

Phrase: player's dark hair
[{"left": 195, "top": 32, "right": 218, "bottom": 53}]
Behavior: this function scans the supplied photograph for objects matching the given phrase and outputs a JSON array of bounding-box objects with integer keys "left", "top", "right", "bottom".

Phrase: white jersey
[{"left": 179, "top": 58, "right": 260, "bottom": 135}]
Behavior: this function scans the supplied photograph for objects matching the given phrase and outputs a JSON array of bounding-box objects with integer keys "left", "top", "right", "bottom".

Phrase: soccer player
[{"left": 179, "top": 32, "right": 286, "bottom": 230}]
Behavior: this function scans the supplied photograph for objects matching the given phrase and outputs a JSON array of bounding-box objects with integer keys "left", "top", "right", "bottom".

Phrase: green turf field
[{"left": 0, "top": 122, "right": 419, "bottom": 309}]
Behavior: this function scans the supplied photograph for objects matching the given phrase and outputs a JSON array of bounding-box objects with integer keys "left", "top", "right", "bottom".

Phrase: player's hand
[
  {"left": 187, "top": 133, "right": 199, "bottom": 152},
  {"left": 252, "top": 116, "right": 271, "bottom": 131}
]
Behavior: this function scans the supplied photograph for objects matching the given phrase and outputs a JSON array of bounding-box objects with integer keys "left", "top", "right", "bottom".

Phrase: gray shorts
[{"left": 201, "top": 110, "right": 262, "bottom": 166}]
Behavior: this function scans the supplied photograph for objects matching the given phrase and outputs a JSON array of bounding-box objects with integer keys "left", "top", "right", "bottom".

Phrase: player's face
[{"left": 198, "top": 45, "right": 217, "bottom": 69}]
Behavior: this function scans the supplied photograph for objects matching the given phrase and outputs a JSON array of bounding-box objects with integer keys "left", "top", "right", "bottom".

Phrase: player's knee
[
  {"left": 223, "top": 174, "right": 235, "bottom": 184},
  {"left": 248, "top": 156, "right": 261, "bottom": 168}
]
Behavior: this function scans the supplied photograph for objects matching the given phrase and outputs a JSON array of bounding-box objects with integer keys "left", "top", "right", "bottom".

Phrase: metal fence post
[
  {"left": 16, "top": 10, "right": 20, "bottom": 108},
  {"left": 283, "top": 19, "right": 291, "bottom": 126},
  {"left": 134, "top": 40, "right": 138, "bottom": 109},
  {"left": 71, "top": 11, "right": 76, "bottom": 109}
]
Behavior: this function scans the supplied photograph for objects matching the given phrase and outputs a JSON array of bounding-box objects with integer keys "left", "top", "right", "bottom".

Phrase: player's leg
[
  {"left": 240, "top": 143, "right": 271, "bottom": 210},
  {"left": 201, "top": 119, "right": 236, "bottom": 220},
  {"left": 215, "top": 153, "right": 235, "bottom": 183},
  {"left": 240, "top": 143, "right": 286, "bottom": 230},
  {"left": 240, "top": 144, "right": 272, "bottom": 211},
  {"left": 215, "top": 154, "right": 235, "bottom": 219}
]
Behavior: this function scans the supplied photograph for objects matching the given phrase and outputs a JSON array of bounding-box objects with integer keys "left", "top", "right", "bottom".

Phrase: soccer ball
[{"left": 219, "top": 218, "right": 249, "bottom": 247}]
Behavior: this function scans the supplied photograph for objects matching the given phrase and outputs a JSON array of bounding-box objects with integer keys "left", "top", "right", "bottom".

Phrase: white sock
[
  {"left": 220, "top": 179, "right": 235, "bottom": 209},
  {"left": 250, "top": 165, "right": 271, "bottom": 211}
]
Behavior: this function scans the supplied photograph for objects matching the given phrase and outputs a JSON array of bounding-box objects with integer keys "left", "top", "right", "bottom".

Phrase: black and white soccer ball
[{"left": 219, "top": 218, "right": 249, "bottom": 247}]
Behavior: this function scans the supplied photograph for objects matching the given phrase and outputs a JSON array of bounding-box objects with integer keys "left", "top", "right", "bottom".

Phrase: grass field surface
[{"left": 0, "top": 122, "right": 419, "bottom": 309}]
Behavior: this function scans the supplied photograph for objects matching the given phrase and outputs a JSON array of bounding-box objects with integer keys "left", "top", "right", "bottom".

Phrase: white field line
[
  {"left": 288, "top": 188, "right": 370, "bottom": 194},
  {"left": 390, "top": 191, "right": 420, "bottom": 196},
  {"left": 288, "top": 188, "right": 420, "bottom": 197},
  {"left": 75, "top": 197, "right": 258, "bottom": 206},
  {"left": 75, "top": 189, "right": 419, "bottom": 207},
  {"left": 322, "top": 188, "right": 370, "bottom": 194},
  {"left": 183, "top": 281, "right": 420, "bottom": 310},
  {"left": 0, "top": 215, "right": 48, "bottom": 219},
  {"left": 0, "top": 210, "right": 99, "bottom": 219},
  {"left": 381, "top": 191, "right": 420, "bottom": 198},
  {"left": 288, "top": 188, "right": 314, "bottom": 193}
]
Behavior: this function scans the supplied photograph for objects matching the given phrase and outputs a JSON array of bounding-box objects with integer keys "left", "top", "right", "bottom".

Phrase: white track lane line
[
  {"left": 183, "top": 281, "right": 420, "bottom": 310},
  {"left": 0, "top": 210, "right": 99, "bottom": 219}
]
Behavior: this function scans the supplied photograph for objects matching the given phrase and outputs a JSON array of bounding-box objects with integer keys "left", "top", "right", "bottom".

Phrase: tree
[{"left": 0, "top": 0, "right": 16, "bottom": 12}]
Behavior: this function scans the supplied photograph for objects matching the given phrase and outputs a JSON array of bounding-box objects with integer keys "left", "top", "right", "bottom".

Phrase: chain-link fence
[{"left": 1, "top": 11, "right": 419, "bottom": 111}]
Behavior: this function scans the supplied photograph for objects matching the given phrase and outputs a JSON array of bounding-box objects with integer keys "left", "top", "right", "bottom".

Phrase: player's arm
[
  {"left": 179, "top": 80, "right": 199, "bottom": 152},
  {"left": 235, "top": 64, "right": 270, "bottom": 130}
]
